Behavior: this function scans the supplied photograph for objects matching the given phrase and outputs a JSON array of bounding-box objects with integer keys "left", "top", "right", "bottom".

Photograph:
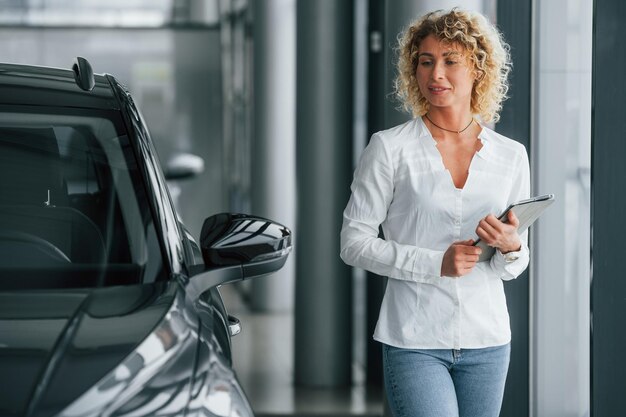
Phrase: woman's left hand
[{"left": 476, "top": 211, "right": 522, "bottom": 254}]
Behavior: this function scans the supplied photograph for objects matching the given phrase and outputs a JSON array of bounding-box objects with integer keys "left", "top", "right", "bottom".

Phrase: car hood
[{"left": 0, "top": 281, "right": 179, "bottom": 417}]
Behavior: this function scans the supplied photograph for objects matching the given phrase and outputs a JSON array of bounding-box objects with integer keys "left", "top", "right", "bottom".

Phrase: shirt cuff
[
  {"left": 492, "top": 245, "right": 529, "bottom": 280},
  {"left": 413, "top": 247, "right": 445, "bottom": 280}
]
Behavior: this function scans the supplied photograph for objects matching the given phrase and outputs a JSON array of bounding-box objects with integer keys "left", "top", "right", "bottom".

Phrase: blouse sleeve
[
  {"left": 340, "top": 133, "right": 444, "bottom": 283},
  {"left": 489, "top": 146, "right": 531, "bottom": 280}
]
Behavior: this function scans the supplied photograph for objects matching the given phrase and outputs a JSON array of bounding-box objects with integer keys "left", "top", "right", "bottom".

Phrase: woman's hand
[
  {"left": 441, "top": 239, "right": 482, "bottom": 277},
  {"left": 476, "top": 211, "right": 522, "bottom": 254}
]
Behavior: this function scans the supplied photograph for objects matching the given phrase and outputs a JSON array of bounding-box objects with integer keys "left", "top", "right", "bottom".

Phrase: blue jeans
[{"left": 383, "top": 343, "right": 511, "bottom": 417}]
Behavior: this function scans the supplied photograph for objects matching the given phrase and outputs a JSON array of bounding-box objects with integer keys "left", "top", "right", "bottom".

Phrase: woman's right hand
[{"left": 440, "top": 239, "right": 482, "bottom": 277}]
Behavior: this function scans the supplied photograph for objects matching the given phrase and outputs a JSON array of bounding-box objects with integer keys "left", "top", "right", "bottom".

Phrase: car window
[{"left": 0, "top": 106, "right": 166, "bottom": 288}]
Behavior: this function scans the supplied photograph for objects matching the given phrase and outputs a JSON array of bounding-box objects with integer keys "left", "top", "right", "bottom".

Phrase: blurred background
[{"left": 1, "top": 0, "right": 624, "bottom": 416}]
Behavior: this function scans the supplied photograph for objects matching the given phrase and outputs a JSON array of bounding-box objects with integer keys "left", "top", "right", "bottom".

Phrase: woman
[{"left": 340, "top": 8, "right": 530, "bottom": 417}]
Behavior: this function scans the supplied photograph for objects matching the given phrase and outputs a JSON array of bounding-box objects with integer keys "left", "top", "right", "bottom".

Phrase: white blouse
[{"left": 340, "top": 117, "right": 530, "bottom": 350}]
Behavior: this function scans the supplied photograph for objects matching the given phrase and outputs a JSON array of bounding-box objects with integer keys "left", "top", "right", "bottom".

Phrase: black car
[{"left": 0, "top": 57, "right": 292, "bottom": 417}]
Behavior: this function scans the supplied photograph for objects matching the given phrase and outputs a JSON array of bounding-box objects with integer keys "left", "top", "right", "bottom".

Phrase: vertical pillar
[
  {"left": 250, "top": 0, "right": 296, "bottom": 312},
  {"left": 294, "top": 0, "right": 354, "bottom": 387},
  {"left": 172, "top": 29, "right": 226, "bottom": 236},
  {"left": 495, "top": 1, "right": 532, "bottom": 416},
  {"left": 532, "top": 0, "right": 592, "bottom": 415},
  {"left": 591, "top": 1, "right": 626, "bottom": 415},
  {"left": 364, "top": 0, "right": 387, "bottom": 388}
]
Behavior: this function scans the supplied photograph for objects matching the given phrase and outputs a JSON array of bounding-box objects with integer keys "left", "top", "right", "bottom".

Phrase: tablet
[{"left": 475, "top": 194, "right": 555, "bottom": 262}]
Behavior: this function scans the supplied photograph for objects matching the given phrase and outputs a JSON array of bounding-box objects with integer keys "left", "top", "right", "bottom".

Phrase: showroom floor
[{"left": 220, "top": 286, "right": 384, "bottom": 417}]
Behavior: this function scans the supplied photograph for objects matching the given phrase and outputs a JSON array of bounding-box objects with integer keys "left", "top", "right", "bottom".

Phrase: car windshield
[{"left": 0, "top": 105, "right": 165, "bottom": 288}]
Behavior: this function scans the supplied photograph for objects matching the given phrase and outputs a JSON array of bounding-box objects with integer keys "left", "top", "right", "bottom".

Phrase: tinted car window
[{"left": 0, "top": 105, "right": 165, "bottom": 287}]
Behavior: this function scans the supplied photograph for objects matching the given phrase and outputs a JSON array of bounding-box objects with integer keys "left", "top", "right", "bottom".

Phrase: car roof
[{"left": 0, "top": 62, "right": 120, "bottom": 110}]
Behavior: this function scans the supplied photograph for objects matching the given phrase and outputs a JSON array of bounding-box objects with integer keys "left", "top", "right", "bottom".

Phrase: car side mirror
[
  {"left": 164, "top": 153, "right": 205, "bottom": 180},
  {"left": 201, "top": 212, "right": 291, "bottom": 276},
  {"left": 187, "top": 213, "right": 292, "bottom": 298}
]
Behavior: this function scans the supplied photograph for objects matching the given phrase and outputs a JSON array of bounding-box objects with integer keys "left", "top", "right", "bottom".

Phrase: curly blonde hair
[{"left": 394, "top": 8, "right": 511, "bottom": 123}]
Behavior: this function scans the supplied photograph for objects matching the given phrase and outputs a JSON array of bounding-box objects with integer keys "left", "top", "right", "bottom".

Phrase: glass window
[{"left": 0, "top": 106, "right": 165, "bottom": 288}]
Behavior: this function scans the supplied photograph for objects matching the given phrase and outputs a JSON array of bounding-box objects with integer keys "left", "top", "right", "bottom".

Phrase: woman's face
[{"left": 415, "top": 35, "right": 476, "bottom": 112}]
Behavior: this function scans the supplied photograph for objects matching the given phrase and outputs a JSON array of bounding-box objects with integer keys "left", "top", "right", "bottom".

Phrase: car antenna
[{"left": 72, "top": 56, "right": 95, "bottom": 91}]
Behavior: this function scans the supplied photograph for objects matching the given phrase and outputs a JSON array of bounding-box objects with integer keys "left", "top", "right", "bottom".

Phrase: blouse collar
[{"left": 414, "top": 116, "right": 494, "bottom": 161}]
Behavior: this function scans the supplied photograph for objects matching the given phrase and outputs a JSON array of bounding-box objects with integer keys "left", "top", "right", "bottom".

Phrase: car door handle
[{"left": 228, "top": 315, "right": 241, "bottom": 336}]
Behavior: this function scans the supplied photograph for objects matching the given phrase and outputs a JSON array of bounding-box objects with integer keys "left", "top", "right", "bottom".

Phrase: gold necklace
[{"left": 425, "top": 113, "right": 475, "bottom": 134}]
